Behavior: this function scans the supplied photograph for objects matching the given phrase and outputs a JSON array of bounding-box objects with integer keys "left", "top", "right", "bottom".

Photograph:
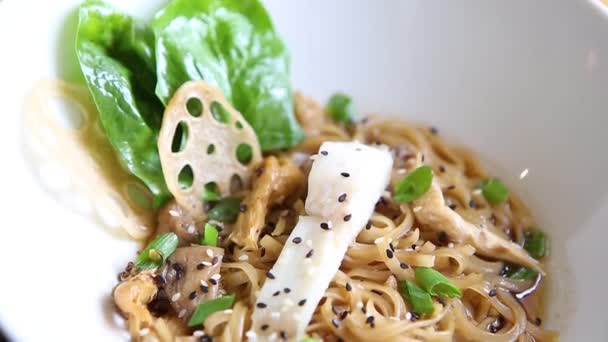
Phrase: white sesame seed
[
  {"left": 246, "top": 330, "right": 257, "bottom": 338},
  {"left": 202, "top": 261, "right": 212, "bottom": 266},
  {"left": 356, "top": 301, "right": 364, "bottom": 309},
  {"left": 187, "top": 224, "right": 196, "bottom": 234},
  {"left": 473, "top": 189, "right": 482, "bottom": 195},
  {"left": 193, "top": 331, "right": 205, "bottom": 337},
  {"left": 168, "top": 209, "right": 180, "bottom": 217},
  {"left": 448, "top": 242, "right": 455, "bottom": 248},
  {"left": 178, "top": 309, "right": 187, "bottom": 318},
  {"left": 374, "top": 237, "right": 384, "bottom": 244},
  {"left": 397, "top": 168, "right": 407, "bottom": 174},
  {"left": 326, "top": 221, "right": 333, "bottom": 229},
  {"left": 520, "top": 168, "right": 529, "bottom": 179},
  {"left": 223, "top": 309, "right": 233, "bottom": 314},
  {"left": 200, "top": 280, "right": 209, "bottom": 287},
  {"left": 211, "top": 274, "right": 221, "bottom": 281},
  {"left": 413, "top": 206, "right": 422, "bottom": 212},
  {"left": 405, "top": 312, "right": 412, "bottom": 320},
  {"left": 206, "top": 249, "right": 214, "bottom": 257},
  {"left": 171, "top": 293, "right": 181, "bottom": 302},
  {"left": 139, "top": 328, "right": 150, "bottom": 336},
  {"left": 238, "top": 254, "right": 249, "bottom": 261}
]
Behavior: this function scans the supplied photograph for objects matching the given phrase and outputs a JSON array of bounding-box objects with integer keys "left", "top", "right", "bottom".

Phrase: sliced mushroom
[
  {"left": 159, "top": 245, "right": 224, "bottom": 321},
  {"left": 229, "top": 156, "right": 305, "bottom": 250},
  {"left": 412, "top": 179, "right": 544, "bottom": 274},
  {"left": 156, "top": 199, "right": 201, "bottom": 246},
  {"left": 113, "top": 271, "right": 158, "bottom": 338}
]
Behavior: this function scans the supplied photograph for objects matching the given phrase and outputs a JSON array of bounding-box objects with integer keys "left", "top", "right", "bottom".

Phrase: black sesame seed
[
  {"left": 400, "top": 262, "right": 409, "bottom": 269},
  {"left": 284, "top": 288, "right": 291, "bottom": 293},
  {"left": 340, "top": 311, "right": 349, "bottom": 320},
  {"left": 209, "top": 278, "right": 217, "bottom": 285},
  {"left": 292, "top": 236, "right": 302, "bottom": 244},
  {"left": 239, "top": 204, "right": 247, "bottom": 213},
  {"left": 345, "top": 283, "right": 352, "bottom": 291},
  {"left": 411, "top": 244, "right": 417, "bottom": 250},
  {"left": 365, "top": 221, "right": 372, "bottom": 230},
  {"left": 366, "top": 316, "right": 375, "bottom": 324},
  {"left": 469, "top": 199, "right": 476, "bottom": 208},
  {"left": 306, "top": 249, "right": 314, "bottom": 258},
  {"left": 489, "top": 289, "right": 497, "bottom": 297},
  {"left": 298, "top": 299, "right": 306, "bottom": 306},
  {"left": 343, "top": 214, "right": 352, "bottom": 222},
  {"left": 273, "top": 291, "right": 281, "bottom": 297},
  {"left": 389, "top": 242, "right": 395, "bottom": 252},
  {"left": 361, "top": 306, "right": 367, "bottom": 314},
  {"left": 338, "top": 193, "right": 347, "bottom": 202},
  {"left": 211, "top": 256, "right": 219, "bottom": 265},
  {"left": 200, "top": 285, "right": 209, "bottom": 293},
  {"left": 438, "top": 231, "right": 448, "bottom": 244},
  {"left": 260, "top": 248, "right": 266, "bottom": 258},
  {"left": 320, "top": 151, "right": 328, "bottom": 156},
  {"left": 172, "top": 263, "right": 184, "bottom": 273},
  {"left": 261, "top": 324, "right": 269, "bottom": 331},
  {"left": 332, "top": 318, "right": 340, "bottom": 328},
  {"left": 438, "top": 298, "right": 446, "bottom": 305},
  {"left": 196, "top": 263, "right": 205, "bottom": 270},
  {"left": 319, "top": 297, "right": 327, "bottom": 305},
  {"left": 266, "top": 272, "right": 275, "bottom": 279},
  {"left": 320, "top": 222, "right": 330, "bottom": 230},
  {"left": 490, "top": 325, "right": 498, "bottom": 333},
  {"left": 535, "top": 317, "right": 542, "bottom": 326},
  {"left": 189, "top": 291, "right": 197, "bottom": 300},
  {"left": 430, "top": 126, "right": 439, "bottom": 135},
  {"left": 255, "top": 166, "right": 264, "bottom": 177},
  {"left": 256, "top": 302, "right": 267, "bottom": 308},
  {"left": 439, "top": 165, "right": 446, "bottom": 173},
  {"left": 340, "top": 172, "right": 350, "bottom": 178},
  {"left": 279, "top": 331, "right": 287, "bottom": 340},
  {"left": 448, "top": 204, "right": 457, "bottom": 210},
  {"left": 410, "top": 312, "right": 420, "bottom": 321},
  {"left": 386, "top": 249, "right": 394, "bottom": 259},
  {"left": 153, "top": 275, "right": 166, "bottom": 287},
  {"left": 200, "top": 335, "right": 213, "bottom": 342}
]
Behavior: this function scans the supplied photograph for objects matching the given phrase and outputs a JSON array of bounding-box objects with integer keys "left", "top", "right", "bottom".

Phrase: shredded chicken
[
  {"left": 294, "top": 91, "right": 326, "bottom": 134},
  {"left": 412, "top": 179, "right": 544, "bottom": 274},
  {"left": 113, "top": 271, "right": 158, "bottom": 339},
  {"left": 229, "top": 156, "right": 305, "bottom": 250}
]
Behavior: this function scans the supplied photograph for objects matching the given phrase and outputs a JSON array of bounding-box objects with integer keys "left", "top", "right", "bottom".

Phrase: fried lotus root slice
[{"left": 158, "top": 80, "right": 262, "bottom": 216}]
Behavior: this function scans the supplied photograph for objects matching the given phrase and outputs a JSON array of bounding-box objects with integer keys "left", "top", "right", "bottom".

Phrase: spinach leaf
[
  {"left": 76, "top": 0, "right": 170, "bottom": 207},
  {"left": 152, "top": 0, "right": 304, "bottom": 150}
]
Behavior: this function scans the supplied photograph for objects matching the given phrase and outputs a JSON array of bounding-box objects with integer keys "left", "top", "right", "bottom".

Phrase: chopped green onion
[
  {"left": 398, "top": 280, "right": 434, "bottom": 314},
  {"left": 480, "top": 178, "right": 508, "bottom": 204},
  {"left": 207, "top": 197, "right": 242, "bottom": 223},
  {"left": 203, "top": 182, "right": 221, "bottom": 201},
  {"left": 523, "top": 230, "right": 546, "bottom": 259},
  {"left": 507, "top": 266, "right": 537, "bottom": 280},
  {"left": 134, "top": 233, "right": 179, "bottom": 270},
  {"left": 326, "top": 93, "right": 355, "bottom": 123},
  {"left": 415, "top": 267, "right": 462, "bottom": 298},
  {"left": 188, "top": 294, "right": 235, "bottom": 327},
  {"left": 394, "top": 166, "right": 434, "bottom": 203},
  {"left": 202, "top": 223, "right": 219, "bottom": 247}
]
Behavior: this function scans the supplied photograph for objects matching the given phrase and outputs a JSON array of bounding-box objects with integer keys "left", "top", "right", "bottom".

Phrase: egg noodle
[{"left": 26, "top": 82, "right": 557, "bottom": 341}]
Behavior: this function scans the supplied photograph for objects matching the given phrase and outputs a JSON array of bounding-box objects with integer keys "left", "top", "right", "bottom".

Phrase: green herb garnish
[
  {"left": 188, "top": 295, "right": 235, "bottom": 327},
  {"left": 399, "top": 280, "right": 434, "bottom": 314},
  {"left": 207, "top": 197, "right": 241, "bottom": 224},
  {"left": 202, "top": 223, "right": 219, "bottom": 247},
  {"left": 135, "top": 233, "right": 178, "bottom": 270},
  {"left": 326, "top": 93, "right": 355, "bottom": 123},
  {"left": 480, "top": 178, "right": 508, "bottom": 204},
  {"left": 415, "top": 267, "right": 462, "bottom": 298},
  {"left": 394, "top": 166, "right": 434, "bottom": 203},
  {"left": 523, "top": 230, "right": 546, "bottom": 259}
]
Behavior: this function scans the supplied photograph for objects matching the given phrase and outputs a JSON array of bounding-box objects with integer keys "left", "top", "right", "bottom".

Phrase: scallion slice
[
  {"left": 394, "top": 166, "right": 434, "bottom": 203},
  {"left": 326, "top": 93, "right": 355, "bottom": 123},
  {"left": 207, "top": 197, "right": 241, "bottom": 223},
  {"left": 188, "top": 294, "right": 235, "bottom": 327},
  {"left": 523, "top": 230, "right": 546, "bottom": 259},
  {"left": 399, "top": 280, "right": 434, "bottom": 314},
  {"left": 134, "top": 232, "right": 179, "bottom": 270},
  {"left": 415, "top": 267, "right": 462, "bottom": 298},
  {"left": 480, "top": 178, "right": 508, "bottom": 204},
  {"left": 202, "top": 223, "right": 219, "bottom": 247}
]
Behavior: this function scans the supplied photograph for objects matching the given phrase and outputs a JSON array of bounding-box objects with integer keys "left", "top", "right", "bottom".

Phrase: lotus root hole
[{"left": 186, "top": 97, "right": 203, "bottom": 117}]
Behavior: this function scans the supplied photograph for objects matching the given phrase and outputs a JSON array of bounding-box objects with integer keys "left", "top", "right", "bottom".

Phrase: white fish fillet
[{"left": 250, "top": 142, "right": 393, "bottom": 341}]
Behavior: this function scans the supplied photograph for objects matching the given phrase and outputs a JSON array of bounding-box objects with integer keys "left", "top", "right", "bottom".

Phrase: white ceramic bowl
[{"left": 1, "top": 0, "right": 607, "bottom": 340}]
